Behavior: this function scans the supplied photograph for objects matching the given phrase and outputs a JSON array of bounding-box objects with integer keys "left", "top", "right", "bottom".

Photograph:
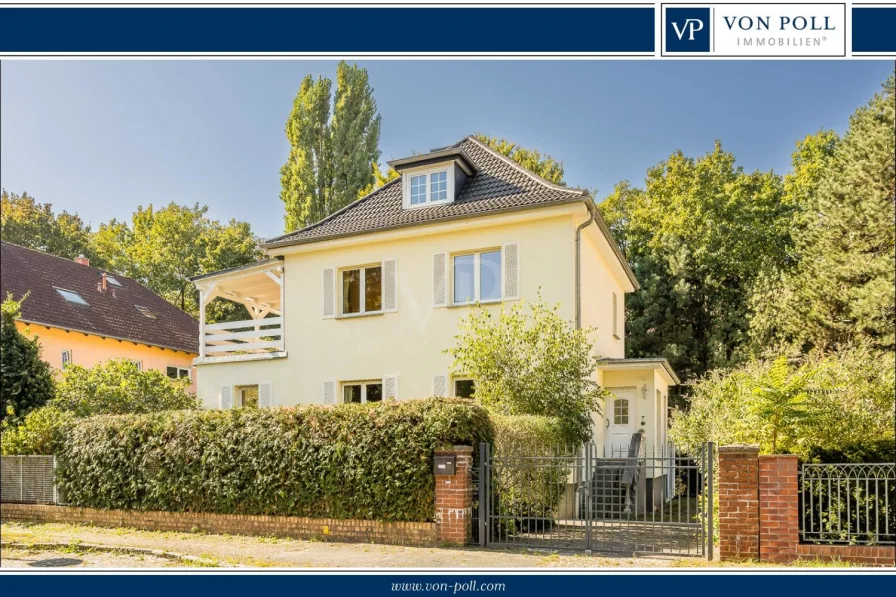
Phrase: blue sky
[{"left": 1, "top": 60, "right": 891, "bottom": 239}]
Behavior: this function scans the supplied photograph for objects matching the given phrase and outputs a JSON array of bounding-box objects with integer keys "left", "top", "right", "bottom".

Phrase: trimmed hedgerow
[{"left": 56, "top": 398, "right": 493, "bottom": 522}]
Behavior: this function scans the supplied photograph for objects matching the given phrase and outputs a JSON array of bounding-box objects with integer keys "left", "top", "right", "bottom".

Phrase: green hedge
[
  {"left": 57, "top": 398, "right": 493, "bottom": 522},
  {"left": 490, "top": 414, "right": 571, "bottom": 533}
]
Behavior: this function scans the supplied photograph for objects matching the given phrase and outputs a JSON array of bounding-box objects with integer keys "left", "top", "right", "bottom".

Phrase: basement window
[
  {"left": 135, "top": 305, "right": 157, "bottom": 319},
  {"left": 55, "top": 287, "right": 89, "bottom": 306},
  {"left": 342, "top": 381, "right": 383, "bottom": 404}
]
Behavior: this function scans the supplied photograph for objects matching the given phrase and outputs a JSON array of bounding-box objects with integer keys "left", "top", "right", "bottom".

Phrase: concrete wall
[{"left": 18, "top": 321, "right": 196, "bottom": 392}]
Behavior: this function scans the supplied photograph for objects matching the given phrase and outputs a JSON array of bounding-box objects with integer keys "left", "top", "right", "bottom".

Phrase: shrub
[
  {"left": 489, "top": 414, "right": 571, "bottom": 534},
  {"left": 53, "top": 359, "right": 198, "bottom": 416},
  {"left": 0, "top": 406, "right": 75, "bottom": 455},
  {"left": 56, "top": 398, "right": 493, "bottom": 522},
  {"left": 670, "top": 346, "right": 895, "bottom": 458},
  {"left": 1, "top": 295, "right": 55, "bottom": 422},
  {"left": 447, "top": 294, "right": 605, "bottom": 444}
]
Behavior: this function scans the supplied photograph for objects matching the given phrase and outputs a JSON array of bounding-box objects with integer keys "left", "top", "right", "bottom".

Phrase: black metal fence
[
  {"left": 799, "top": 462, "right": 895, "bottom": 546},
  {"left": 478, "top": 441, "right": 714, "bottom": 558}
]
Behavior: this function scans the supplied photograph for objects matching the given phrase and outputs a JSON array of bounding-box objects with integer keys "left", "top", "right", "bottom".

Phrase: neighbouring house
[
  {"left": 0, "top": 241, "right": 199, "bottom": 391},
  {"left": 190, "top": 135, "right": 679, "bottom": 465}
]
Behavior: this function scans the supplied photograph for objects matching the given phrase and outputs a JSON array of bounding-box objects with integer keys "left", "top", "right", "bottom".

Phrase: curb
[{"left": 1, "top": 541, "right": 234, "bottom": 567}]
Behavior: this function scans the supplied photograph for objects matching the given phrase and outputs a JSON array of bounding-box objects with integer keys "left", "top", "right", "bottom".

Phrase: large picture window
[
  {"left": 342, "top": 265, "right": 382, "bottom": 315},
  {"left": 453, "top": 249, "right": 502, "bottom": 305}
]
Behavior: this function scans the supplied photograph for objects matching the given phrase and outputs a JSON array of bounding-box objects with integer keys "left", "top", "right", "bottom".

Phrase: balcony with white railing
[{"left": 191, "top": 258, "right": 287, "bottom": 364}]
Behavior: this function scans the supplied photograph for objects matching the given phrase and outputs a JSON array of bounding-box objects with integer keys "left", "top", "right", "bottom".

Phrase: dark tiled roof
[
  {"left": 0, "top": 242, "right": 199, "bottom": 354},
  {"left": 263, "top": 135, "right": 588, "bottom": 247}
]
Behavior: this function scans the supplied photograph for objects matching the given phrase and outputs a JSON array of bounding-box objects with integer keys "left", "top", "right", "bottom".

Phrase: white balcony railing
[{"left": 202, "top": 317, "right": 284, "bottom": 356}]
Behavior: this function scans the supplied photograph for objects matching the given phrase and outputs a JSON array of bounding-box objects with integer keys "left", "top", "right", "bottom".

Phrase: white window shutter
[
  {"left": 433, "top": 374, "right": 448, "bottom": 398},
  {"left": 259, "top": 382, "right": 272, "bottom": 408},
  {"left": 220, "top": 385, "right": 232, "bottom": 409},
  {"left": 383, "top": 375, "right": 399, "bottom": 400},
  {"left": 502, "top": 243, "right": 520, "bottom": 300},
  {"left": 323, "top": 380, "right": 336, "bottom": 405},
  {"left": 383, "top": 259, "right": 398, "bottom": 312},
  {"left": 322, "top": 268, "right": 336, "bottom": 318},
  {"left": 433, "top": 252, "right": 448, "bottom": 307}
]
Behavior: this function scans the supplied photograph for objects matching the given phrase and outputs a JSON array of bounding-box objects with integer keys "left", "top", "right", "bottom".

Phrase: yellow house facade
[{"left": 191, "top": 136, "right": 678, "bottom": 458}]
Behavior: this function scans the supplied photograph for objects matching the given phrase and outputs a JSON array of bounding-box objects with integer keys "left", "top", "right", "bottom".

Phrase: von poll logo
[
  {"left": 663, "top": 4, "right": 846, "bottom": 57},
  {"left": 666, "top": 7, "right": 711, "bottom": 52}
]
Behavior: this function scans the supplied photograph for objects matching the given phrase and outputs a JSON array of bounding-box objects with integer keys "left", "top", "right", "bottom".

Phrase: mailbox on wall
[{"left": 434, "top": 455, "right": 456, "bottom": 475}]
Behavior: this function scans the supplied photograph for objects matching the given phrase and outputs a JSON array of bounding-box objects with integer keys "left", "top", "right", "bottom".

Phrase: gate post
[
  {"left": 585, "top": 442, "right": 592, "bottom": 552},
  {"left": 707, "top": 441, "right": 715, "bottom": 561},
  {"left": 479, "top": 442, "right": 488, "bottom": 547},
  {"left": 434, "top": 445, "right": 474, "bottom": 546}
]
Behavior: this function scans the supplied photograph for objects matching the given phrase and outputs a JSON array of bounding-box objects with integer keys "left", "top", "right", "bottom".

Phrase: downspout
[{"left": 575, "top": 202, "right": 596, "bottom": 330}]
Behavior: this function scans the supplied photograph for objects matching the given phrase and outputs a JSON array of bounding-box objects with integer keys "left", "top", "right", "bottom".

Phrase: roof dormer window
[
  {"left": 408, "top": 169, "right": 450, "bottom": 207},
  {"left": 388, "top": 145, "right": 477, "bottom": 211}
]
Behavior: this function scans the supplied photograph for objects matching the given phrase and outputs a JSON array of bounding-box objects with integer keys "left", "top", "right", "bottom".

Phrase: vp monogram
[{"left": 671, "top": 18, "right": 705, "bottom": 41}]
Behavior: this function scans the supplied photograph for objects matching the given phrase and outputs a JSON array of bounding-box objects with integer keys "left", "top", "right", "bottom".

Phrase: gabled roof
[
  {"left": 264, "top": 135, "right": 588, "bottom": 247},
  {"left": 0, "top": 242, "right": 199, "bottom": 354}
]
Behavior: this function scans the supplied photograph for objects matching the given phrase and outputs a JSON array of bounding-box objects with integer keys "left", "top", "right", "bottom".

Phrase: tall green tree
[
  {"left": 749, "top": 76, "right": 895, "bottom": 352},
  {"left": 0, "top": 295, "right": 55, "bottom": 423},
  {"left": 599, "top": 143, "right": 790, "bottom": 382},
  {"left": 92, "top": 203, "right": 262, "bottom": 319},
  {"left": 475, "top": 134, "right": 565, "bottom": 185},
  {"left": 1, "top": 191, "right": 97, "bottom": 263},
  {"left": 280, "top": 62, "right": 381, "bottom": 231}
]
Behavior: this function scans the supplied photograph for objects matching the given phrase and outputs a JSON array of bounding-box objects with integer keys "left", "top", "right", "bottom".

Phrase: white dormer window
[{"left": 402, "top": 164, "right": 454, "bottom": 208}]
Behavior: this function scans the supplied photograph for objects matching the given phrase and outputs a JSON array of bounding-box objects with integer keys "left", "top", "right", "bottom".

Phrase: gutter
[{"left": 575, "top": 206, "right": 596, "bottom": 330}]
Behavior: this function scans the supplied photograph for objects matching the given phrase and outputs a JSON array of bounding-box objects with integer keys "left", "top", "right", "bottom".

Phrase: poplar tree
[{"left": 279, "top": 62, "right": 381, "bottom": 232}]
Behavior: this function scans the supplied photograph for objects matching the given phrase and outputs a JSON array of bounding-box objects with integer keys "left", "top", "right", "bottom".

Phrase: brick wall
[
  {"left": 434, "top": 446, "right": 473, "bottom": 546},
  {"left": 718, "top": 445, "right": 760, "bottom": 561},
  {"left": 719, "top": 447, "right": 895, "bottom": 567},
  {"left": 1, "top": 503, "right": 437, "bottom": 546},
  {"left": 1, "top": 445, "right": 477, "bottom": 548},
  {"left": 759, "top": 455, "right": 799, "bottom": 564}
]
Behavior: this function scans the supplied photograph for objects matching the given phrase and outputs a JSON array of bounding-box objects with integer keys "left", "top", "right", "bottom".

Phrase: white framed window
[
  {"left": 55, "top": 287, "right": 88, "bottom": 306},
  {"left": 402, "top": 165, "right": 453, "bottom": 208},
  {"left": 235, "top": 384, "right": 259, "bottom": 408},
  {"left": 341, "top": 264, "right": 383, "bottom": 316},
  {"left": 430, "top": 170, "right": 448, "bottom": 202},
  {"left": 410, "top": 174, "right": 427, "bottom": 205},
  {"left": 453, "top": 378, "right": 475, "bottom": 399},
  {"left": 453, "top": 249, "right": 502, "bottom": 305},
  {"left": 342, "top": 381, "right": 383, "bottom": 404},
  {"left": 166, "top": 366, "right": 191, "bottom": 381},
  {"left": 128, "top": 360, "right": 143, "bottom": 371},
  {"left": 61, "top": 350, "right": 72, "bottom": 368},
  {"left": 614, "top": 398, "right": 629, "bottom": 425}
]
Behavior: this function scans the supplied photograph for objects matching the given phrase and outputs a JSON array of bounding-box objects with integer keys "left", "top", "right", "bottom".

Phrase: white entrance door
[{"left": 606, "top": 388, "right": 635, "bottom": 457}]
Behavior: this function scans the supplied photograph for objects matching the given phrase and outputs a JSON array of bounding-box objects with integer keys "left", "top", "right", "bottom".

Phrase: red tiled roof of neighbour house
[{"left": 0, "top": 241, "right": 199, "bottom": 354}]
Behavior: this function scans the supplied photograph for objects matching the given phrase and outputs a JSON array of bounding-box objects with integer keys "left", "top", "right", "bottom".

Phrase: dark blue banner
[
  {"left": 852, "top": 6, "right": 896, "bottom": 53},
  {"left": 0, "top": 7, "right": 655, "bottom": 53},
  {"left": 1, "top": 573, "right": 894, "bottom": 595}
]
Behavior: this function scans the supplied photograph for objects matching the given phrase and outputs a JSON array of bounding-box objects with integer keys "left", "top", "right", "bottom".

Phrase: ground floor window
[
  {"left": 128, "top": 359, "right": 143, "bottom": 371},
  {"left": 166, "top": 366, "right": 191, "bottom": 381},
  {"left": 342, "top": 381, "right": 383, "bottom": 404},
  {"left": 454, "top": 378, "right": 475, "bottom": 399},
  {"left": 236, "top": 385, "right": 259, "bottom": 408}
]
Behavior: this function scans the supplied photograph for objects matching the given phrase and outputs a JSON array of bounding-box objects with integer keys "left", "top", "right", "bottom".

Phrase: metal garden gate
[{"left": 478, "top": 440, "right": 714, "bottom": 558}]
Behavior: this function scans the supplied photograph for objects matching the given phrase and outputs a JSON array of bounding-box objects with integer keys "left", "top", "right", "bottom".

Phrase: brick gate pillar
[
  {"left": 434, "top": 446, "right": 473, "bottom": 546},
  {"left": 759, "top": 454, "right": 799, "bottom": 564},
  {"left": 718, "top": 445, "right": 760, "bottom": 561}
]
